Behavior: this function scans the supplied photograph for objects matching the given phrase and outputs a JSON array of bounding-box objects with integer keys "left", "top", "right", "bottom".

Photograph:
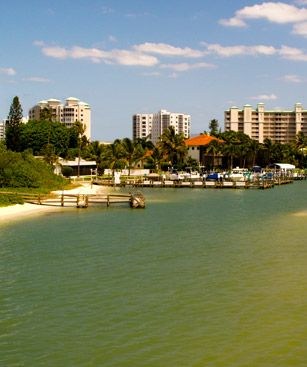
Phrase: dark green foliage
[
  {"left": 6, "top": 96, "right": 23, "bottom": 151},
  {"left": 0, "top": 193, "right": 24, "bottom": 206},
  {"left": 209, "top": 119, "right": 219, "bottom": 136},
  {"left": 62, "top": 166, "right": 73, "bottom": 177},
  {"left": 20, "top": 120, "right": 70, "bottom": 156},
  {"left": 0, "top": 146, "right": 66, "bottom": 189}
]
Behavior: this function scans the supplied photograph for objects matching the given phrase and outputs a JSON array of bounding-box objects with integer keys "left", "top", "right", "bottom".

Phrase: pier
[
  {"left": 2, "top": 192, "right": 145, "bottom": 209},
  {"left": 93, "top": 176, "right": 297, "bottom": 189}
]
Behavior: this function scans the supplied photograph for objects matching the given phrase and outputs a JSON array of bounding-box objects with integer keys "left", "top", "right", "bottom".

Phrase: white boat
[{"left": 228, "top": 167, "right": 249, "bottom": 181}]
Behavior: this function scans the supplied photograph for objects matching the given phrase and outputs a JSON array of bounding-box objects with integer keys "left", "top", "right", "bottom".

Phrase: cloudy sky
[{"left": 2, "top": 0, "right": 307, "bottom": 140}]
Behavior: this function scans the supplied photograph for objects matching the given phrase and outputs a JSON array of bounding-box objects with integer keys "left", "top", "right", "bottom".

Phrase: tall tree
[
  {"left": 248, "top": 139, "right": 260, "bottom": 167},
  {"left": 73, "top": 121, "right": 86, "bottom": 177},
  {"left": 205, "top": 139, "right": 222, "bottom": 169},
  {"left": 295, "top": 131, "right": 307, "bottom": 168},
  {"left": 158, "top": 126, "right": 187, "bottom": 168},
  {"left": 209, "top": 119, "right": 219, "bottom": 136},
  {"left": 6, "top": 96, "right": 23, "bottom": 151},
  {"left": 40, "top": 107, "right": 53, "bottom": 122}
]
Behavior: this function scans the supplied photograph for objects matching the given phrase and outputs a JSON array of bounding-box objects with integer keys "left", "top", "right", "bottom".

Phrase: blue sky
[{"left": 2, "top": 0, "right": 307, "bottom": 141}]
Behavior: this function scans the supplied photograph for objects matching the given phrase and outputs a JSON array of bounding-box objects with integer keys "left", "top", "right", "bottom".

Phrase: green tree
[
  {"left": 101, "top": 139, "right": 125, "bottom": 176},
  {"left": 120, "top": 138, "right": 142, "bottom": 175},
  {"left": 145, "top": 146, "right": 165, "bottom": 172},
  {"left": 209, "top": 119, "right": 219, "bottom": 136},
  {"left": 73, "top": 121, "right": 86, "bottom": 177},
  {"left": 158, "top": 126, "right": 187, "bottom": 168},
  {"left": 6, "top": 96, "right": 23, "bottom": 151},
  {"left": 248, "top": 139, "right": 260, "bottom": 167},
  {"left": 295, "top": 131, "right": 307, "bottom": 168},
  {"left": 20, "top": 120, "right": 70, "bottom": 157},
  {"left": 40, "top": 107, "right": 53, "bottom": 122},
  {"left": 205, "top": 139, "right": 222, "bottom": 169},
  {"left": 263, "top": 138, "right": 273, "bottom": 166}
]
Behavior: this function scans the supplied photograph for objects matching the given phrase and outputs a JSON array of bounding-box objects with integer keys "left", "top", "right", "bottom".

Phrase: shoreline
[{"left": 0, "top": 183, "right": 109, "bottom": 224}]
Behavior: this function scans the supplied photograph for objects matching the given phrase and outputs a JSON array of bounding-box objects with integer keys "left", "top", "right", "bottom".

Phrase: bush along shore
[{"left": 0, "top": 146, "right": 67, "bottom": 207}]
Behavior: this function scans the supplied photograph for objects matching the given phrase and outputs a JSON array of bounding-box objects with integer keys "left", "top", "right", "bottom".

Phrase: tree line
[{"left": 3, "top": 96, "right": 307, "bottom": 179}]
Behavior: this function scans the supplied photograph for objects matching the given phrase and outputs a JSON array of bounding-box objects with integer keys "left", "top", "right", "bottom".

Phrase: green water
[{"left": 1, "top": 183, "right": 307, "bottom": 366}]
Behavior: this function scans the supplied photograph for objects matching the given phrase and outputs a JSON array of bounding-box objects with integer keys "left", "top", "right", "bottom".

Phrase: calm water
[{"left": 1, "top": 183, "right": 307, "bottom": 366}]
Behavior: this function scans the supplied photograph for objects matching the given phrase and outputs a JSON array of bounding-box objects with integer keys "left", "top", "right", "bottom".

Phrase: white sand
[{"left": 0, "top": 183, "right": 109, "bottom": 224}]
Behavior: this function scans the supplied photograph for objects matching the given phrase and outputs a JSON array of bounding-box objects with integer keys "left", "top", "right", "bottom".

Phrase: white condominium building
[
  {"left": 225, "top": 103, "right": 307, "bottom": 144},
  {"left": 29, "top": 97, "right": 91, "bottom": 140},
  {"left": 132, "top": 113, "right": 153, "bottom": 141},
  {"left": 133, "top": 109, "right": 191, "bottom": 144},
  {"left": 0, "top": 120, "right": 6, "bottom": 140}
]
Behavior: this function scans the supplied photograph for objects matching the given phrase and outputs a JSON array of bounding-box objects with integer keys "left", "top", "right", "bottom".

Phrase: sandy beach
[{"left": 0, "top": 183, "right": 107, "bottom": 224}]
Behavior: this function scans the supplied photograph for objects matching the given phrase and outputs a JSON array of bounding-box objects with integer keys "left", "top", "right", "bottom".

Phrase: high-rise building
[
  {"left": 224, "top": 103, "right": 307, "bottom": 144},
  {"left": 29, "top": 97, "right": 91, "bottom": 140},
  {"left": 0, "top": 120, "right": 6, "bottom": 140},
  {"left": 132, "top": 109, "right": 191, "bottom": 144}
]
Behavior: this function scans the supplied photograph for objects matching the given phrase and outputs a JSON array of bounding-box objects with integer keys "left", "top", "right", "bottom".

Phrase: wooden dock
[
  {"left": 1, "top": 192, "right": 145, "bottom": 209},
  {"left": 93, "top": 177, "right": 295, "bottom": 189}
]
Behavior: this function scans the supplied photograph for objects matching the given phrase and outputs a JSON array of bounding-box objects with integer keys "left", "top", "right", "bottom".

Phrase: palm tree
[
  {"left": 263, "top": 138, "right": 273, "bottom": 166},
  {"left": 158, "top": 126, "right": 187, "bottom": 168},
  {"left": 102, "top": 139, "right": 124, "bottom": 176},
  {"left": 146, "top": 146, "right": 165, "bottom": 172},
  {"left": 248, "top": 139, "right": 260, "bottom": 167},
  {"left": 134, "top": 136, "right": 154, "bottom": 168},
  {"left": 121, "top": 137, "right": 145, "bottom": 175},
  {"left": 295, "top": 131, "right": 307, "bottom": 168},
  {"left": 73, "top": 121, "right": 86, "bottom": 177},
  {"left": 205, "top": 139, "right": 222, "bottom": 169}
]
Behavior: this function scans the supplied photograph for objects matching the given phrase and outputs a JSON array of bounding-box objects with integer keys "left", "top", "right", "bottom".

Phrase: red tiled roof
[{"left": 185, "top": 134, "right": 223, "bottom": 147}]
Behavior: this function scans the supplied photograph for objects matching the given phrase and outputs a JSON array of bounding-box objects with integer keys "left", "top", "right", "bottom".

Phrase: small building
[
  {"left": 56, "top": 158, "right": 96, "bottom": 176},
  {"left": 185, "top": 134, "right": 224, "bottom": 168}
]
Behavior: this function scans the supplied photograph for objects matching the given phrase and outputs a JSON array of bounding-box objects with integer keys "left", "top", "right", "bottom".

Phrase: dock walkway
[{"left": 93, "top": 177, "right": 296, "bottom": 189}]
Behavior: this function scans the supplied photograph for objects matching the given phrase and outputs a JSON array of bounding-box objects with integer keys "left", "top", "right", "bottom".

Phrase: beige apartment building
[
  {"left": 133, "top": 109, "right": 191, "bottom": 144},
  {"left": 224, "top": 103, "right": 307, "bottom": 144},
  {"left": 29, "top": 97, "right": 91, "bottom": 140}
]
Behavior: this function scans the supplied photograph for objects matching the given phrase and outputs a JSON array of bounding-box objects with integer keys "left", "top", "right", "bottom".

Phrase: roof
[
  {"left": 272, "top": 163, "right": 295, "bottom": 169},
  {"left": 185, "top": 134, "right": 223, "bottom": 147},
  {"left": 66, "top": 97, "right": 80, "bottom": 101}
]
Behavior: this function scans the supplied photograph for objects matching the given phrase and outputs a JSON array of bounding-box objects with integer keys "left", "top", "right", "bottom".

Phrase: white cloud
[
  {"left": 251, "top": 94, "right": 278, "bottom": 100},
  {"left": 133, "top": 42, "right": 206, "bottom": 58},
  {"left": 219, "top": 17, "right": 247, "bottom": 27},
  {"left": 292, "top": 21, "right": 307, "bottom": 36},
  {"left": 279, "top": 45, "right": 307, "bottom": 61},
  {"left": 203, "top": 43, "right": 277, "bottom": 57},
  {"left": 23, "top": 76, "right": 51, "bottom": 83},
  {"left": 280, "top": 74, "right": 303, "bottom": 83},
  {"left": 107, "top": 49, "right": 159, "bottom": 66},
  {"left": 160, "top": 62, "right": 215, "bottom": 72},
  {"left": 202, "top": 42, "right": 307, "bottom": 62},
  {"left": 0, "top": 67, "right": 16, "bottom": 76},
  {"left": 39, "top": 44, "right": 159, "bottom": 66},
  {"left": 220, "top": 2, "right": 307, "bottom": 27}
]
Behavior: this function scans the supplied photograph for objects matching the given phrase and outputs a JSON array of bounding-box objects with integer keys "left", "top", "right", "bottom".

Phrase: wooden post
[
  {"left": 107, "top": 195, "right": 110, "bottom": 207},
  {"left": 85, "top": 195, "right": 89, "bottom": 208},
  {"left": 61, "top": 194, "right": 64, "bottom": 207}
]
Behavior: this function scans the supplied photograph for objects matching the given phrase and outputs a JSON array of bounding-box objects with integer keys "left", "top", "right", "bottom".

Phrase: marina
[
  {"left": 93, "top": 176, "right": 298, "bottom": 189},
  {"left": 1, "top": 182, "right": 307, "bottom": 366}
]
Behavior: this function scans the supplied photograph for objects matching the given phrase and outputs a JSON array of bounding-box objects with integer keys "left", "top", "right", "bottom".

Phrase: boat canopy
[{"left": 270, "top": 163, "right": 295, "bottom": 170}]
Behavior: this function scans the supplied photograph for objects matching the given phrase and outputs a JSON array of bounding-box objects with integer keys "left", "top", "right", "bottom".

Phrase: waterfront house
[{"left": 185, "top": 134, "right": 224, "bottom": 168}]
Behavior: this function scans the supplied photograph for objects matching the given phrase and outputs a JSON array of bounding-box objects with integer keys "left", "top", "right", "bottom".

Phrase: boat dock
[
  {"left": 2, "top": 192, "right": 145, "bottom": 208},
  {"left": 93, "top": 177, "right": 296, "bottom": 189}
]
